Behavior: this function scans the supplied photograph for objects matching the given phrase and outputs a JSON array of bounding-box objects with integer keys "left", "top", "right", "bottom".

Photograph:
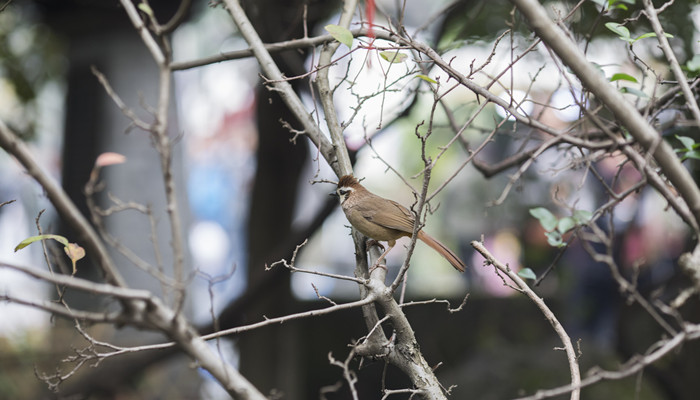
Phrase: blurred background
[{"left": 1, "top": 0, "right": 699, "bottom": 399}]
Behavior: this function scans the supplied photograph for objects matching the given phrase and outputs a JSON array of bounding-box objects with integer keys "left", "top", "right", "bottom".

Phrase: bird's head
[{"left": 333, "top": 175, "right": 361, "bottom": 204}]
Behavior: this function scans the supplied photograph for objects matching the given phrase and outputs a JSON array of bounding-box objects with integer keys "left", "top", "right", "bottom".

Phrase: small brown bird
[{"left": 334, "top": 175, "right": 466, "bottom": 272}]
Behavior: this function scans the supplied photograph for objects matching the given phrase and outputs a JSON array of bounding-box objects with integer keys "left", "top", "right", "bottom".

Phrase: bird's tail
[{"left": 417, "top": 231, "right": 466, "bottom": 272}]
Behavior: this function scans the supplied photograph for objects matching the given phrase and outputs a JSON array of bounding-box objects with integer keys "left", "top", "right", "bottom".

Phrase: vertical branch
[
  {"left": 154, "top": 64, "right": 187, "bottom": 308},
  {"left": 313, "top": 0, "right": 358, "bottom": 177},
  {"left": 118, "top": 0, "right": 186, "bottom": 307},
  {"left": 642, "top": 0, "right": 700, "bottom": 124},
  {"left": 364, "top": 277, "right": 448, "bottom": 400},
  {"left": 112, "top": 3, "right": 268, "bottom": 398},
  {"left": 390, "top": 123, "right": 433, "bottom": 292}
]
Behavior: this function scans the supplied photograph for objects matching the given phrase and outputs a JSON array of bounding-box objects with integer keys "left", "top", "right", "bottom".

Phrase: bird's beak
[{"left": 329, "top": 191, "right": 339, "bottom": 198}]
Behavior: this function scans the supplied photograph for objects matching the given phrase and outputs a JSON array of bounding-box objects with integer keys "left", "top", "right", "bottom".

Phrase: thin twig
[{"left": 642, "top": 0, "right": 700, "bottom": 125}]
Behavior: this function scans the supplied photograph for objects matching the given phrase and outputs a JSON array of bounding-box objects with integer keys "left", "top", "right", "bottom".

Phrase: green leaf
[
  {"left": 415, "top": 74, "right": 437, "bottom": 84},
  {"left": 324, "top": 24, "right": 354, "bottom": 48},
  {"left": 529, "top": 207, "right": 558, "bottom": 232},
  {"left": 574, "top": 210, "right": 593, "bottom": 224},
  {"left": 557, "top": 217, "right": 576, "bottom": 234},
  {"left": 137, "top": 2, "right": 154, "bottom": 17},
  {"left": 610, "top": 73, "right": 638, "bottom": 83},
  {"left": 681, "top": 150, "right": 700, "bottom": 161},
  {"left": 589, "top": 62, "right": 605, "bottom": 76},
  {"left": 15, "top": 234, "right": 84, "bottom": 275},
  {"left": 632, "top": 32, "right": 673, "bottom": 43},
  {"left": 380, "top": 51, "right": 408, "bottom": 63},
  {"left": 686, "top": 55, "right": 700, "bottom": 72},
  {"left": 676, "top": 135, "right": 696, "bottom": 150},
  {"left": 15, "top": 234, "right": 69, "bottom": 251},
  {"left": 605, "top": 22, "right": 630, "bottom": 39},
  {"left": 546, "top": 231, "right": 564, "bottom": 247},
  {"left": 518, "top": 268, "right": 537, "bottom": 280},
  {"left": 595, "top": 0, "right": 634, "bottom": 10},
  {"left": 619, "top": 87, "right": 648, "bottom": 98},
  {"left": 633, "top": 32, "right": 657, "bottom": 42}
]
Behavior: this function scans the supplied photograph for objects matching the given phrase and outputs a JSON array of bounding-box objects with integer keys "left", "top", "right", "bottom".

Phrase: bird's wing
[{"left": 355, "top": 194, "right": 416, "bottom": 233}]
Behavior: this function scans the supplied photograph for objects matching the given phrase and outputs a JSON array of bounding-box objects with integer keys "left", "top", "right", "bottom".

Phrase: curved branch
[
  {"left": 0, "top": 120, "right": 127, "bottom": 288},
  {"left": 516, "top": 324, "right": 700, "bottom": 400},
  {"left": 471, "top": 240, "right": 581, "bottom": 400},
  {"left": 159, "top": 0, "right": 192, "bottom": 34}
]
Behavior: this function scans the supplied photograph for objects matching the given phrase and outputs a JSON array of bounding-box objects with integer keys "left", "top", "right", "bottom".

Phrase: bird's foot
[{"left": 366, "top": 239, "right": 385, "bottom": 252}]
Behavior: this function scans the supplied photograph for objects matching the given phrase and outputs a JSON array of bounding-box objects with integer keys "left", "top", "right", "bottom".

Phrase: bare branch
[
  {"left": 222, "top": 0, "right": 339, "bottom": 175},
  {"left": 642, "top": 0, "right": 700, "bottom": 125},
  {"left": 200, "top": 296, "right": 377, "bottom": 340},
  {"left": 90, "top": 67, "right": 152, "bottom": 131},
  {"left": 159, "top": 0, "right": 192, "bottom": 34},
  {"left": 471, "top": 240, "right": 581, "bottom": 400},
  {"left": 365, "top": 276, "right": 448, "bottom": 399},
  {"left": 171, "top": 28, "right": 385, "bottom": 71},
  {"left": 328, "top": 351, "right": 360, "bottom": 400},
  {"left": 399, "top": 293, "right": 470, "bottom": 314},
  {"left": 0, "top": 261, "right": 152, "bottom": 301},
  {"left": 510, "top": 0, "right": 700, "bottom": 233},
  {"left": 118, "top": 0, "right": 166, "bottom": 65},
  {"left": 0, "top": 293, "right": 123, "bottom": 323},
  {"left": 515, "top": 324, "right": 700, "bottom": 400},
  {"left": 0, "top": 119, "right": 126, "bottom": 288},
  {"left": 312, "top": 0, "right": 358, "bottom": 177}
]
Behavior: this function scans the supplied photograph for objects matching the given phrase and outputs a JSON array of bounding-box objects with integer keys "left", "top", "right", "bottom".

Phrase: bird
[{"left": 333, "top": 175, "right": 466, "bottom": 272}]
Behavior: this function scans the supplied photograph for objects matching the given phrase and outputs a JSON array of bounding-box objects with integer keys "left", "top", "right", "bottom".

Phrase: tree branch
[
  {"left": 515, "top": 324, "right": 700, "bottom": 400},
  {"left": 0, "top": 119, "right": 127, "bottom": 288},
  {"left": 171, "top": 28, "right": 385, "bottom": 71},
  {"left": 222, "top": 0, "right": 340, "bottom": 175},
  {"left": 642, "top": 0, "right": 700, "bottom": 125},
  {"left": 471, "top": 240, "right": 581, "bottom": 400},
  {"left": 510, "top": 0, "right": 700, "bottom": 233},
  {"left": 312, "top": 0, "right": 358, "bottom": 177}
]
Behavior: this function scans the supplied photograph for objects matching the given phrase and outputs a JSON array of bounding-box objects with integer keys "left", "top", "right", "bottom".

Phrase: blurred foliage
[
  {"left": 440, "top": 0, "right": 698, "bottom": 62},
  {"left": 0, "top": 331, "right": 49, "bottom": 399},
  {"left": 0, "top": 2, "right": 66, "bottom": 140}
]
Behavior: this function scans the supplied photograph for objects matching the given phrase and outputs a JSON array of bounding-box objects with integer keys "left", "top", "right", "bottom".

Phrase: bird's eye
[{"left": 339, "top": 189, "right": 348, "bottom": 196}]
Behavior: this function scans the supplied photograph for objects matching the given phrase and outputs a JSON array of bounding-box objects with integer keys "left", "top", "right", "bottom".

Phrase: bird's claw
[{"left": 366, "top": 239, "right": 386, "bottom": 252}]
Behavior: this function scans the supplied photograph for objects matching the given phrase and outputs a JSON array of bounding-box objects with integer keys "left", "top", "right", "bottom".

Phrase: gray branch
[
  {"left": 222, "top": 0, "right": 340, "bottom": 175},
  {"left": 510, "top": 0, "right": 700, "bottom": 234}
]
